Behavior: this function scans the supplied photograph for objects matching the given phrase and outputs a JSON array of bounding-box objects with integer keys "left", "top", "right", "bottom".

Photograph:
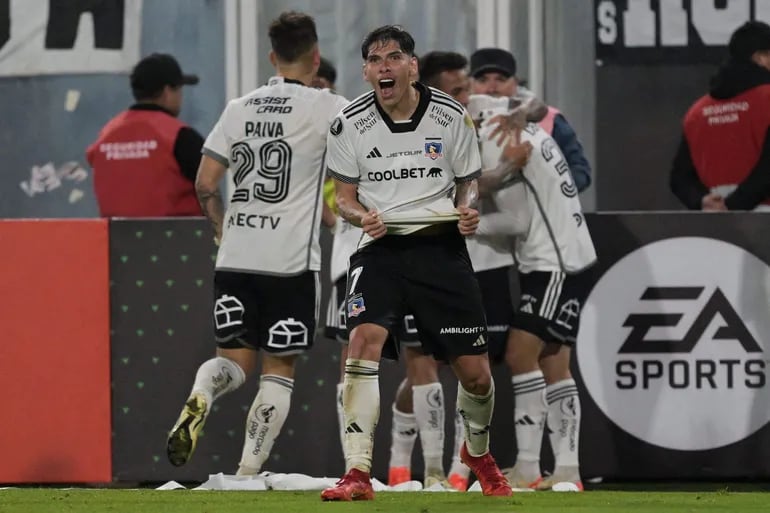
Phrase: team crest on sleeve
[
  {"left": 347, "top": 294, "right": 366, "bottom": 317},
  {"left": 330, "top": 117, "right": 343, "bottom": 136},
  {"left": 424, "top": 138, "right": 443, "bottom": 160}
]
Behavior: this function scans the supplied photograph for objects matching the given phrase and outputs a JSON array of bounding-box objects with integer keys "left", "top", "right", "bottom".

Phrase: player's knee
[
  {"left": 457, "top": 363, "right": 492, "bottom": 395},
  {"left": 461, "top": 373, "right": 492, "bottom": 396},
  {"left": 348, "top": 324, "right": 387, "bottom": 360}
]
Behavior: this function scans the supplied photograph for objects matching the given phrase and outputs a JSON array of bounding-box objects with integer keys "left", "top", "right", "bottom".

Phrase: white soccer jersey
[
  {"left": 203, "top": 76, "right": 348, "bottom": 275},
  {"left": 463, "top": 94, "right": 521, "bottom": 272},
  {"left": 330, "top": 217, "right": 362, "bottom": 283},
  {"left": 325, "top": 82, "right": 481, "bottom": 248},
  {"left": 465, "top": 219, "right": 515, "bottom": 272},
  {"left": 469, "top": 95, "right": 597, "bottom": 273}
]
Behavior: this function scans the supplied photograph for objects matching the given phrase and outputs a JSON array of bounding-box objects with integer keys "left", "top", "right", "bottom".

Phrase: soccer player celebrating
[
  {"left": 165, "top": 11, "right": 348, "bottom": 475},
  {"left": 320, "top": 25, "right": 511, "bottom": 501},
  {"left": 382, "top": 50, "right": 546, "bottom": 492},
  {"left": 469, "top": 95, "right": 597, "bottom": 491}
]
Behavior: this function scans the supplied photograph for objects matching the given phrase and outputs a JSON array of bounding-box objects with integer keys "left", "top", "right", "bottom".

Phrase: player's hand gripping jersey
[
  {"left": 325, "top": 83, "right": 481, "bottom": 248},
  {"left": 204, "top": 76, "right": 348, "bottom": 275},
  {"left": 468, "top": 94, "right": 597, "bottom": 273}
]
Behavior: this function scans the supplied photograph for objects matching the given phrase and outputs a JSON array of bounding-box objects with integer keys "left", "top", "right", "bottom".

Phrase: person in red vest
[
  {"left": 86, "top": 53, "right": 204, "bottom": 217},
  {"left": 670, "top": 21, "right": 770, "bottom": 212},
  {"left": 469, "top": 48, "right": 591, "bottom": 193}
]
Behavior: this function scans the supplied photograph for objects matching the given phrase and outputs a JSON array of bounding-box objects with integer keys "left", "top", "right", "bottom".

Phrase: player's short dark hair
[
  {"left": 317, "top": 57, "right": 337, "bottom": 85},
  {"left": 361, "top": 25, "right": 415, "bottom": 59},
  {"left": 418, "top": 51, "right": 468, "bottom": 87},
  {"left": 268, "top": 11, "right": 318, "bottom": 62}
]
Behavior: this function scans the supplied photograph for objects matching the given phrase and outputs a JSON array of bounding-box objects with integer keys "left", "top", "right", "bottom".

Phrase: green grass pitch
[{"left": 1, "top": 489, "right": 768, "bottom": 513}]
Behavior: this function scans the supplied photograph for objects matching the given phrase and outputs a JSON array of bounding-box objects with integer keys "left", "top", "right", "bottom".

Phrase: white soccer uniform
[
  {"left": 326, "top": 83, "right": 481, "bottom": 248},
  {"left": 203, "top": 76, "right": 349, "bottom": 275},
  {"left": 464, "top": 94, "right": 524, "bottom": 272},
  {"left": 330, "top": 217, "right": 362, "bottom": 284},
  {"left": 468, "top": 94, "right": 597, "bottom": 274}
]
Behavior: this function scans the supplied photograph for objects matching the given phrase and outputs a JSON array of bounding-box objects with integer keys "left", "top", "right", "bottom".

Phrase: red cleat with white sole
[
  {"left": 460, "top": 443, "right": 512, "bottom": 496},
  {"left": 321, "top": 469, "right": 375, "bottom": 501}
]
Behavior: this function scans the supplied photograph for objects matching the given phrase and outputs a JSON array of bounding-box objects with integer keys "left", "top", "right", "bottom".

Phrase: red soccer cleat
[
  {"left": 321, "top": 469, "right": 375, "bottom": 501},
  {"left": 460, "top": 443, "right": 513, "bottom": 496}
]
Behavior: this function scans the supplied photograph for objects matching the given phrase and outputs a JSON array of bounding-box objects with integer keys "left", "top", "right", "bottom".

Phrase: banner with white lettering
[
  {"left": 595, "top": 0, "right": 770, "bottom": 65},
  {"left": 0, "top": 0, "right": 142, "bottom": 76}
]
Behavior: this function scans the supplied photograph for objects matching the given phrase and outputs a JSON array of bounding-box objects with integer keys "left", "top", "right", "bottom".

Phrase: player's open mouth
[{"left": 378, "top": 79, "right": 396, "bottom": 99}]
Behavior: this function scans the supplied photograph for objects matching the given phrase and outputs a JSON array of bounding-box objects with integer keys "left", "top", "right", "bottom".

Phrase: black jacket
[{"left": 670, "top": 60, "right": 770, "bottom": 210}]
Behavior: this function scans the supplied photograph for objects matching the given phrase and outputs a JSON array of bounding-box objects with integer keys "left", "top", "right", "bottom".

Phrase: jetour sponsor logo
[{"left": 577, "top": 237, "right": 770, "bottom": 451}]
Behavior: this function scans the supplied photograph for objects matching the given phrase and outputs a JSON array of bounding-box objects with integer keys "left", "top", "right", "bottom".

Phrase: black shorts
[
  {"left": 325, "top": 277, "right": 419, "bottom": 346},
  {"left": 345, "top": 229, "right": 488, "bottom": 361},
  {"left": 324, "top": 277, "right": 347, "bottom": 342},
  {"left": 513, "top": 270, "right": 591, "bottom": 346},
  {"left": 476, "top": 266, "right": 515, "bottom": 362},
  {"left": 213, "top": 270, "right": 319, "bottom": 354}
]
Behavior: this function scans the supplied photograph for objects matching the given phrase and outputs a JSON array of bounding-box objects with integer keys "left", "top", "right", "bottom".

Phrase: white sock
[
  {"left": 412, "top": 383, "right": 445, "bottom": 477},
  {"left": 237, "top": 374, "right": 293, "bottom": 474},
  {"left": 343, "top": 359, "right": 380, "bottom": 473},
  {"left": 546, "top": 379, "right": 581, "bottom": 469},
  {"left": 389, "top": 405, "right": 417, "bottom": 468},
  {"left": 336, "top": 383, "right": 346, "bottom": 459},
  {"left": 512, "top": 370, "right": 547, "bottom": 480},
  {"left": 191, "top": 356, "right": 246, "bottom": 406},
  {"left": 456, "top": 380, "right": 494, "bottom": 457},
  {"left": 449, "top": 407, "right": 470, "bottom": 478}
]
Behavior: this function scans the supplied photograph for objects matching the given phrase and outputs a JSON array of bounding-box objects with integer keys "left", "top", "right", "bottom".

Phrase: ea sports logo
[{"left": 577, "top": 237, "right": 770, "bottom": 451}]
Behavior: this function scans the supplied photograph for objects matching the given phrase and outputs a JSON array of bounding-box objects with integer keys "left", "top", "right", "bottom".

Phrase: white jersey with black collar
[
  {"left": 325, "top": 82, "right": 481, "bottom": 248},
  {"left": 203, "top": 76, "right": 348, "bottom": 275},
  {"left": 468, "top": 94, "right": 597, "bottom": 274}
]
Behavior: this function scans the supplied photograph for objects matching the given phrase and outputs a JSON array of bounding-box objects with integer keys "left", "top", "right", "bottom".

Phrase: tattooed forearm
[
  {"left": 196, "top": 187, "right": 225, "bottom": 240},
  {"left": 335, "top": 180, "right": 370, "bottom": 227},
  {"left": 336, "top": 195, "right": 368, "bottom": 227},
  {"left": 455, "top": 179, "right": 479, "bottom": 209}
]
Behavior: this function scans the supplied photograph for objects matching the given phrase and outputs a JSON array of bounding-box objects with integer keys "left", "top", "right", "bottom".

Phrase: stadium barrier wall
[
  {"left": 0, "top": 220, "right": 111, "bottom": 483},
  {"left": 109, "top": 214, "right": 770, "bottom": 483},
  {"left": 4, "top": 214, "right": 769, "bottom": 483},
  {"left": 576, "top": 212, "right": 770, "bottom": 481}
]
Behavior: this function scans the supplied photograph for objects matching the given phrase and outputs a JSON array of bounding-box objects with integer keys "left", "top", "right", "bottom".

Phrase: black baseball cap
[
  {"left": 470, "top": 48, "right": 517, "bottom": 78},
  {"left": 729, "top": 21, "right": 770, "bottom": 60},
  {"left": 130, "top": 53, "right": 199, "bottom": 97}
]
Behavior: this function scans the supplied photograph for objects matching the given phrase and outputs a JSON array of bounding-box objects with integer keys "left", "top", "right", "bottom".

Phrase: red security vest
[
  {"left": 86, "top": 109, "right": 201, "bottom": 217},
  {"left": 683, "top": 85, "right": 770, "bottom": 207}
]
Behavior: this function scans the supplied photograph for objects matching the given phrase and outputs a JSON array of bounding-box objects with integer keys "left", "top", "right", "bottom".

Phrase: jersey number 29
[{"left": 231, "top": 140, "right": 292, "bottom": 203}]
